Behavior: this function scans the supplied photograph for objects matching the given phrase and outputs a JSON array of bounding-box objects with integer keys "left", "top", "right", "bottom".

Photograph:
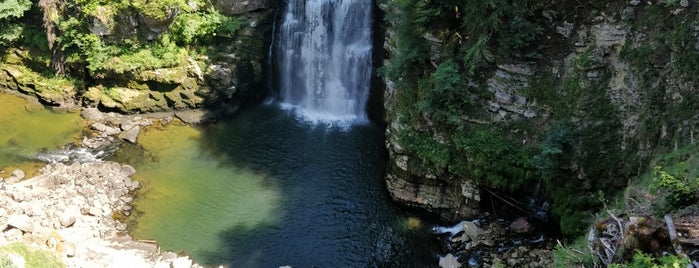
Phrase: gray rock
[
  {"left": 91, "top": 123, "right": 122, "bottom": 136},
  {"left": 439, "top": 254, "right": 461, "bottom": 268},
  {"left": 119, "top": 126, "right": 140, "bottom": 143},
  {"left": 629, "top": 0, "right": 640, "bottom": 5},
  {"left": 510, "top": 217, "right": 532, "bottom": 234},
  {"left": 175, "top": 110, "right": 210, "bottom": 124},
  {"left": 462, "top": 221, "right": 483, "bottom": 242},
  {"left": 681, "top": 0, "right": 690, "bottom": 7},
  {"left": 213, "top": 0, "right": 269, "bottom": 15},
  {"left": 121, "top": 165, "right": 136, "bottom": 177},
  {"left": 59, "top": 213, "right": 77, "bottom": 228},
  {"left": 556, "top": 22, "right": 574, "bottom": 38},
  {"left": 172, "top": 256, "right": 193, "bottom": 268},
  {"left": 497, "top": 64, "right": 534, "bottom": 76},
  {"left": 7, "top": 214, "right": 34, "bottom": 233},
  {"left": 11, "top": 170, "right": 25, "bottom": 180},
  {"left": 4, "top": 176, "right": 21, "bottom": 184}
]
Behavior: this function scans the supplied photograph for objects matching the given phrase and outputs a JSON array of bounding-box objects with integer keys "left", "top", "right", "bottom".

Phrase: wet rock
[
  {"left": 462, "top": 221, "right": 483, "bottom": 242},
  {"left": 11, "top": 170, "right": 25, "bottom": 180},
  {"left": 509, "top": 217, "right": 532, "bottom": 234},
  {"left": 439, "top": 254, "right": 461, "bottom": 268},
  {"left": 175, "top": 110, "right": 211, "bottom": 124},
  {"left": 91, "top": 123, "right": 121, "bottom": 136},
  {"left": 119, "top": 126, "right": 140, "bottom": 143},
  {"left": 121, "top": 165, "right": 136, "bottom": 177},
  {"left": 172, "top": 256, "right": 193, "bottom": 268}
]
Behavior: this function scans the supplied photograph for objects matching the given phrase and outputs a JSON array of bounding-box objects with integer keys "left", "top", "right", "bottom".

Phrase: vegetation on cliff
[
  {"left": 0, "top": 0, "right": 271, "bottom": 113},
  {"left": 381, "top": 0, "right": 699, "bottom": 264}
]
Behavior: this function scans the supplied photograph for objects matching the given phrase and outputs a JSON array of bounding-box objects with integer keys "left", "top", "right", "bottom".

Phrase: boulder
[
  {"left": 7, "top": 214, "right": 34, "bottom": 233},
  {"left": 462, "top": 221, "right": 483, "bottom": 242},
  {"left": 119, "top": 126, "right": 140, "bottom": 143},
  {"left": 91, "top": 123, "right": 122, "bottom": 136},
  {"left": 11, "top": 170, "right": 25, "bottom": 180},
  {"left": 59, "top": 213, "right": 77, "bottom": 228},
  {"left": 439, "top": 254, "right": 461, "bottom": 268},
  {"left": 213, "top": 0, "right": 269, "bottom": 15},
  {"left": 509, "top": 217, "right": 532, "bottom": 234},
  {"left": 121, "top": 165, "right": 136, "bottom": 177},
  {"left": 4, "top": 176, "right": 21, "bottom": 184},
  {"left": 174, "top": 110, "right": 211, "bottom": 124},
  {"left": 172, "top": 256, "right": 193, "bottom": 268}
]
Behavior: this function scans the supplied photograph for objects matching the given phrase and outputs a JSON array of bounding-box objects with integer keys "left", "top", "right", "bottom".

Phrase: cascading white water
[{"left": 277, "top": 0, "right": 373, "bottom": 123}]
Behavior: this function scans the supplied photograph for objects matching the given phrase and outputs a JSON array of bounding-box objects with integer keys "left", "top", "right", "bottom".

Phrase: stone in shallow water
[
  {"left": 11, "top": 170, "right": 25, "bottom": 180},
  {"left": 119, "top": 126, "right": 140, "bottom": 144}
]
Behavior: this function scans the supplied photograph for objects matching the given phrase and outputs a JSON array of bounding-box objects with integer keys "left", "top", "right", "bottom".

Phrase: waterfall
[{"left": 276, "top": 0, "right": 373, "bottom": 123}]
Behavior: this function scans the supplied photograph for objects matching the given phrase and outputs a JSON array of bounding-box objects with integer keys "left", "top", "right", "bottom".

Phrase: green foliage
[
  {"left": 416, "top": 59, "right": 471, "bottom": 125},
  {"left": 0, "top": 0, "right": 31, "bottom": 46},
  {"left": 609, "top": 250, "right": 690, "bottom": 268},
  {"left": 170, "top": 9, "right": 243, "bottom": 45},
  {"left": 532, "top": 123, "right": 573, "bottom": 176},
  {"left": 131, "top": 0, "right": 190, "bottom": 20},
  {"left": 0, "top": 242, "right": 65, "bottom": 268},
  {"left": 400, "top": 130, "right": 451, "bottom": 168},
  {"left": 450, "top": 126, "right": 533, "bottom": 190},
  {"left": 0, "top": 0, "right": 31, "bottom": 20},
  {"left": 650, "top": 165, "right": 699, "bottom": 212}
]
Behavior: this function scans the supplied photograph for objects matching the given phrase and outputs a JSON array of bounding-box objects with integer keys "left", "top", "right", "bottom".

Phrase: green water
[
  {"left": 127, "top": 123, "right": 282, "bottom": 260},
  {"left": 0, "top": 93, "right": 83, "bottom": 176},
  {"left": 125, "top": 105, "right": 438, "bottom": 267}
]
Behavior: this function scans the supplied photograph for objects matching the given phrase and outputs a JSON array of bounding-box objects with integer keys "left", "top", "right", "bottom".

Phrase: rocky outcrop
[
  {"left": 0, "top": 162, "right": 201, "bottom": 268},
  {"left": 380, "top": 0, "right": 699, "bottom": 228},
  {"left": 213, "top": 0, "right": 270, "bottom": 15},
  {"left": 0, "top": 61, "right": 79, "bottom": 110}
]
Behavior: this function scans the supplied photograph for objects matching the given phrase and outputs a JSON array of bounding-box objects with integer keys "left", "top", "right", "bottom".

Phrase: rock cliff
[
  {"left": 379, "top": 0, "right": 699, "bottom": 233},
  {"left": 0, "top": 0, "right": 276, "bottom": 115}
]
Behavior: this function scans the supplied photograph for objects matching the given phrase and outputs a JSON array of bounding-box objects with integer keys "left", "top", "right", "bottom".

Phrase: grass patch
[{"left": 0, "top": 242, "right": 64, "bottom": 268}]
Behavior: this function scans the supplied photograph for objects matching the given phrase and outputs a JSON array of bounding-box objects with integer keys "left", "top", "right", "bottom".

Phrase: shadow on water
[{"left": 192, "top": 104, "right": 438, "bottom": 267}]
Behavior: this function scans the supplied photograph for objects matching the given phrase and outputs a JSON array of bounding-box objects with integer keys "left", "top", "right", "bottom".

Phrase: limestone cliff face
[{"left": 379, "top": 1, "right": 699, "bottom": 224}]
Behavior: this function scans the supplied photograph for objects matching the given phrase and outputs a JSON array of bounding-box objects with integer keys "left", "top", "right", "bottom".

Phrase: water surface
[
  {"left": 0, "top": 93, "right": 83, "bottom": 176},
  {"left": 129, "top": 105, "right": 437, "bottom": 267}
]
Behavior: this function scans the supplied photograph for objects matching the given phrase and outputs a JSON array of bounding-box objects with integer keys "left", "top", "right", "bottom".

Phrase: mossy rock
[
  {"left": 0, "top": 64, "right": 78, "bottom": 106},
  {"left": 98, "top": 87, "right": 169, "bottom": 113}
]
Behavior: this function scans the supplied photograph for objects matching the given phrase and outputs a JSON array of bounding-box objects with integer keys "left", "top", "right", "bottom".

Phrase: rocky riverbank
[
  {"left": 0, "top": 160, "right": 201, "bottom": 268},
  {"left": 0, "top": 161, "right": 201, "bottom": 268}
]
